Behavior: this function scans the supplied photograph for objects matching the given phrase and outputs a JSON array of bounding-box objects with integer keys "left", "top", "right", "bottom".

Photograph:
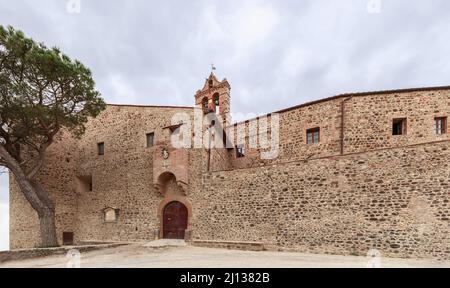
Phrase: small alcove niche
[
  {"left": 103, "top": 207, "right": 120, "bottom": 223},
  {"left": 156, "top": 172, "right": 187, "bottom": 196},
  {"left": 157, "top": 172, "right": 177, "bottom": 195},
  {"left": 76, "top": 175, "right": 93, "bottom": 193}
]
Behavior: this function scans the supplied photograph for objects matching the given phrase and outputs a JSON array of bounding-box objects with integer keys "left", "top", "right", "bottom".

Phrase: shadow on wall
[{"left": 0, "top": 173, "right": 10, "bottom": 252}]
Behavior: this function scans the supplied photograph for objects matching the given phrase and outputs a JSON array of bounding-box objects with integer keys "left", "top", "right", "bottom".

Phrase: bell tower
[{"left": 194, "top": 72, "right": 231, "bottom": 126}]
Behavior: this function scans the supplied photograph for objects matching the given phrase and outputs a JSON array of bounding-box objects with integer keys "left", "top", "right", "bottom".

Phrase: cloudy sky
[
  {"left": 1, "top": 0, "right": 450, "bottom": 251},
  {"left": 0, "top": 172, "right": 8, "bottom": 251}
]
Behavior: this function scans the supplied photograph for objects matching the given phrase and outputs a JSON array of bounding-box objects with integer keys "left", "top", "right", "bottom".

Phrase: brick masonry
[{"left": 9, "top": 76, "right": 450, "bottom": 260}]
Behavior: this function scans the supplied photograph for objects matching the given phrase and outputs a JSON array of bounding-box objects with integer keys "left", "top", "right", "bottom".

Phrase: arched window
[
  {"left": 213, "top": 93, "right": 220, "bottom": 106},
  {"left": 213, "top": 93, "right": 220, "bottom": 114},
  {"left": 202, "top": 97, "right": 209, "bottom": 110}
]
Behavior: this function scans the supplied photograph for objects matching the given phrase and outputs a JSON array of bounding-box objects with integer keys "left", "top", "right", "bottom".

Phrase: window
[
  {"left": 146, "top": 132, "right": 155, "bottom": 148},
  {"left": 392, "top": 118, "right": 407, "bottom": 135},
  {"left": 306, "top": 127, "right": 320, "bottom": 144},
  {"left": 236, "top": 145, "right": 245, "bottom": 158},
  {"left": 435, "top": 117, "right": 447, "bottom": 135},
  {"left": 213, "top": 93, "right": 220, "bottom": 106},
  {"left": 202, "top": 97, "right": 209, "bottom": 110},
  {"left": 63, "top": 232, "right": 74, "bottom": 246},
  {"left": 213, "top": 94, "right": 220, "bottom": 114},
  {"left": 97, "top": 142, "right": 105, "bottom": 155}
]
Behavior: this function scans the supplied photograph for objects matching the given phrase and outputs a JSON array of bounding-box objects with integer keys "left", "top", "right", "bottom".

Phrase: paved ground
[{"left": 1, "top": 244, "right": 449, "bottom": 268}]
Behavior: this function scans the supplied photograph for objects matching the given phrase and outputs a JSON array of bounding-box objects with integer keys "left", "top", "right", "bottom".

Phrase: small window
[
  {"left": 146, "top": 132, "right": 155, "bottom": 148},
  {"left": 202, "top": 97, "right": 209, "bottom": 110},
  {"left": 97, "top": 142, "right": 105, "bottom": 155},
  {"left": 393, "top": 118, "right": 407, "bottom": 135},
  {"left": 306, "top": 127, "right": 320, "bottom": 144},
  {"left": 213, "top": 93, "right": 220, "bottom": 106},
  {"left": 63, "top": 232, "right": 74, "bottom": 246},
  {"left": 435, "top": 117, "right": 447, "bottom": 135},
  {"left": 236, "top": 145, "right": 245, "bottom": 158},
  {"left": 209, "top": 79, "right": 213, "bottom": 88},
  {"left": 213, "top": 94, "right": 220, "bottom": 114}
]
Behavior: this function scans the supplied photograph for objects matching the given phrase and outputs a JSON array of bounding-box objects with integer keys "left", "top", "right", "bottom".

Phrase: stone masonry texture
[{"left": 9, "top": 76, "right": 450, "bottom": 260}]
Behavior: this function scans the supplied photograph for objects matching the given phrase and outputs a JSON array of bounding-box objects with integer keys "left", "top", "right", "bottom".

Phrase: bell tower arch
[{"left": 194, "top": 72, "right": 231, "bottom": 126}]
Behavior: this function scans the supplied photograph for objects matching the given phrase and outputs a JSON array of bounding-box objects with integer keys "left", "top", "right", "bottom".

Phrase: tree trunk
[
  {"left": 1, "top": 145, "right": 59, "bottom": 248},
  {"left": 15, "top": 176, "right": 59, "bottom": 248},
  {"left": 38, "top": 209, "right": 58, "bottom": 248}
]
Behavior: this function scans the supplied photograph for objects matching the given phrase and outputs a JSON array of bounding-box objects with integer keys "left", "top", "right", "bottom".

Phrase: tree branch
[
  {"left": 25, "top": 139, "right": 52, "bottom": 180},
  {"left": 0, "top": 144, "right": 46, "bottom": 213}
]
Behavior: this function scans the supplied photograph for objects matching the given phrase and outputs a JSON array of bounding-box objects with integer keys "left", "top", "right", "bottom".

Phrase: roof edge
[{"left": 275, "top": 85, "right": 450, "bottom": 115}]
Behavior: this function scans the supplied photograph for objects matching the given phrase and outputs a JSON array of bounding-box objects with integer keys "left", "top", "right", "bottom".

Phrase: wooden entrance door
[{"left": 163, "top": 201, "right": 188, "bottom": 239}]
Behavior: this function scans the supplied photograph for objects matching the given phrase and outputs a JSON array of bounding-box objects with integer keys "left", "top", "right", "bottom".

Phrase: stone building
[{"left": 9, "top": 73, "right": 450, "bottom": 260}]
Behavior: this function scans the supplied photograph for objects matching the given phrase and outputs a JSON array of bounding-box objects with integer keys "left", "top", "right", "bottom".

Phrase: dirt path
[{"left": 1, "top": 244, "right": 448, "bottom": 268}]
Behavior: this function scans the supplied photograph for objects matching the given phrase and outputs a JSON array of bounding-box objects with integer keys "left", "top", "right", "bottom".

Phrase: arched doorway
[{"left": 163, "top": 201, "right": 188, "bottom": 239}]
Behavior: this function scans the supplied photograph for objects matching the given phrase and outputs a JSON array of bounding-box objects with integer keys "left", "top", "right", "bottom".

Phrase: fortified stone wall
[
  {"left": 224, "top": 98, "right": 342, "bottom": 170},
  {"left": 343, "top": 89, "right": 450, "bottom": 153},
  {"left": 218, "top": 89, "right": 450, "bottom": 170},
  {"left": 9, "top": 87, "right": 450, "bottom": 260},
  {"left": 196, "top": 140, "right": 450, "bottom": 260}
]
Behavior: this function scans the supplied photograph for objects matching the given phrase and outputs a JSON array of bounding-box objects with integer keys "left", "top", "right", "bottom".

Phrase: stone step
[
  {"left": 143, "top": 239, "right": 187, "bottom": 248},
  {"left": 191, "top": 240, "right": 265, "bottom": 251}
]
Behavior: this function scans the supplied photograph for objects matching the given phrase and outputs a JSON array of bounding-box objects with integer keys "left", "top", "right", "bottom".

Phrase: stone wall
[
  {"left": 9, "top": 105, "right": 200, "bottom": 248},
  {"left": 9, "top": 88, "right": 450, "bottom": 260},
  {"left": 223, "top": 98, "right": 342, "bottom": 170},
  {"left": 73, "top": 105, "right": 198, "bottom": 243},
  {"left": 343, "top": 89, "right": 450, "bottom": 153},
  {"left": 196, "top": 141, "right": 450, "bottom": 260},
  {"left": 217, "top": 89, "right": 450, "bottom": 170},
  {"left": 9, "top": 130, "right": 79, "bottom": 249}
]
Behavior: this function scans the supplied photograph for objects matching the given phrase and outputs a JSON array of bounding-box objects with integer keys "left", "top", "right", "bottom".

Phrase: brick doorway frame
[{"left": 157, "top": 195, "right": 193, "bottom": 240}]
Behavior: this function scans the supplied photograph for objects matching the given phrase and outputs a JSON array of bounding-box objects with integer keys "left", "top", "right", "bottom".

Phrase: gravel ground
[{"left": 0, "top": 244, "right": 448, "bottom": 268}]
